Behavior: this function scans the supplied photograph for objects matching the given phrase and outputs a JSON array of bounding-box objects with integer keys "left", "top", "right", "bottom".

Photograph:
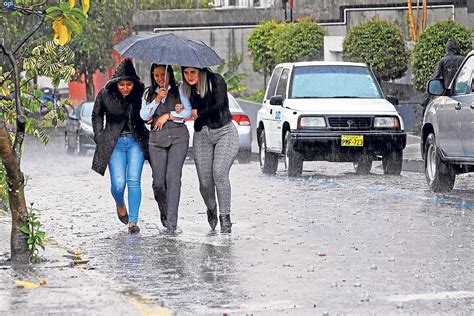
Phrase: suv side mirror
[
  {"left": 386, "top": 95, "right": 399, "bottom": 106},
  {"left": 269, "top": 95, "right": 284, "bottom": 106},
  {"left": 427, "top": 79, "right": 445, "bottom": 96}
]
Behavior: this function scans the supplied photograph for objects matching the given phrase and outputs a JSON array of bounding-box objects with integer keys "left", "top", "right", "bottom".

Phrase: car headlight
[
  {"left": 374, "top": 117, "right": 399, "bottom": 129},
  {"left": 299, "top": 116, "right": 326, "bottom": 128},
  {"left": 81, "top": 124, "right": 93, "bottom": 134}
]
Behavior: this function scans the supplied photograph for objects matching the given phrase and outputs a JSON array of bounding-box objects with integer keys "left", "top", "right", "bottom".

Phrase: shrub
[
  {"left": 274, "top": 18, "right": 325, "bottom": 63},
  {"left": 412, "top": 20, "right": 472, "bottom": 91},
  {"left": 343, "top": 19, "right": 409, "bottom": 81}
]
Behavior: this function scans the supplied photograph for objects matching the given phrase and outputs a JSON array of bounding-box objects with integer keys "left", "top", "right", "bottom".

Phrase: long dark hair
[{"left": 145, "top": 64, "right": 177, "bottom": 103}]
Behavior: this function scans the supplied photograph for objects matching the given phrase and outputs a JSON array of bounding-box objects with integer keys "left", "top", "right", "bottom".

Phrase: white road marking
[{"left": 387, "top": 291, "right": 474, "bottom": 302}]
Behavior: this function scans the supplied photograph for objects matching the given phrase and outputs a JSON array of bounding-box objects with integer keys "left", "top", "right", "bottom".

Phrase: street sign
[{"left": 2, "top": 0, "right": 15, "bottom": 9}]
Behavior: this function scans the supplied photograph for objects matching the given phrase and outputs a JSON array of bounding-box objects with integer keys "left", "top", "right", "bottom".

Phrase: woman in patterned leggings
[{"left": 181, "top": 66, "right": 239, "bottom": 233}]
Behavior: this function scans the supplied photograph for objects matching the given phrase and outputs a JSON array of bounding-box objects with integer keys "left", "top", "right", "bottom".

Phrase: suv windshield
[{"left": 290, "top": 65, "right": 382, "bottom": 99}]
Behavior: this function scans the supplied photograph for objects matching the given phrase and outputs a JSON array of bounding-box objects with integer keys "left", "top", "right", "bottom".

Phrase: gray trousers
[
  {"left": 149, "top": 138, "right": 189, "bottom": 230},
  {"left": 193, "top": 122, "right": 239, "bottom": 216}
]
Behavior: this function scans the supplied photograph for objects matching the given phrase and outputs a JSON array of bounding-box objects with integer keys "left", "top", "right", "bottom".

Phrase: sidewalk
[{"left": 402, "top": 133, "right": 424, "bottom": 173}]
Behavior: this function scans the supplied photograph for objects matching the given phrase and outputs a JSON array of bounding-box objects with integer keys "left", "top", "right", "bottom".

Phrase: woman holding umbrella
[
  {"left": 91, "top": 58, "right": 149, "bottom": 234},
  {"left": 140, "top": 64, "right": 191, "bottom": 234},
  {"left": 181, "top": 66, "right": 239, "bottom": 233}
]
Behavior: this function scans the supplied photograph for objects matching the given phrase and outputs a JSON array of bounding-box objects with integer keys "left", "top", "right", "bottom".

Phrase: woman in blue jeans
[{"left": 92, "top": 59, "right": 149, "bottom": 234}]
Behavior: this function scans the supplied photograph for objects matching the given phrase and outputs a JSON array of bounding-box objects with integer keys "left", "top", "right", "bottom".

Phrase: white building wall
[{"left": 212, "top": 0, "right": 274, "bottom": 8}]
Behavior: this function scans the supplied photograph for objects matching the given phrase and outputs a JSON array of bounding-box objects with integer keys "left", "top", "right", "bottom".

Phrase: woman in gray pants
[
  {"left": 141, "top": 64, "right": 191, "bottom": 234},
  {"left": 181, "top": 66, "right": 239, "bottom": 233}
]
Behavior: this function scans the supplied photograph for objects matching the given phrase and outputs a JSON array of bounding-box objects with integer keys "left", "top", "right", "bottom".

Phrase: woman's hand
[
  {"left": 155, "top": 88, "right": 167, "bottom": 103},
  {"left": 154, "top": 113, "right": 170, "bottom": 130},
  {"left": 191, "top": 109, "right": 198, "bottom": 120},
  {"left": 175, "top": 103, "right": 184, "bottom": 114}
]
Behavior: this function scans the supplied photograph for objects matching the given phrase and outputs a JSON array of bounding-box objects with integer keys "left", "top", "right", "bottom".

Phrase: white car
[
  {"left": 185, "top": 92, "right": 252, "bottom": 163},
  {"left": 257, "top": 61, "right": 407, "bottom": 176}
]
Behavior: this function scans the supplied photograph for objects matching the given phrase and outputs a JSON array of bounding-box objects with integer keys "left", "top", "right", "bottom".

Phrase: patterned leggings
[{"left": 193, "top": 122, "right": 239, "bottom": 216}]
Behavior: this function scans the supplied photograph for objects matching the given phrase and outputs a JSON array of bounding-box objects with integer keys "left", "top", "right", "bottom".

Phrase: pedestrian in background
[
  {"left": 141, "top": 64, "right": 191, "bottom": 234},
  {"left": 181, "top": 66, "right": 239, "bottom": 233},
  {"left": 422, "top": 38, "right": 465, "bottom": 108},
  {"left": 91, "top": 58, "right": 149, "bottom": 234},
  {"left": 432, "top": 38, "right": 465, "bottom": 89}
]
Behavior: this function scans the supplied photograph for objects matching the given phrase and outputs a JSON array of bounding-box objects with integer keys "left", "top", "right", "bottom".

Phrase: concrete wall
[{"left": 133, "top": 1, "right": 474, "bottom": 97}]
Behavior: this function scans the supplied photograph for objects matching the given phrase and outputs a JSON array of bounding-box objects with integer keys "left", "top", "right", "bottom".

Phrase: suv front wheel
[
  {"left": 259, "top": 129, "right": 278, "bottom": 175},
  {"left": 284, "top": 131, "right": 303, "bottom": 177},
  {"left": 382, "top": 149, "right": 403, "bottom": 175},
  {"left": 425, "top": 133, "right": 455, "bottom": 192}
]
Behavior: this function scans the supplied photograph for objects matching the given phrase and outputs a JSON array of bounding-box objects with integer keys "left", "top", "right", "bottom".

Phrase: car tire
[
  {"left": 382, "top": 149, "right": 403, "bottom": 175},
  {"left": 284, "top": 131, "right": 303, "bottom": 177},
  {"left": 237, "top": 150, "right": 251, "bottom": 164},
  {"left": 354, "top": 158, "right": 372, "bottom": 175},
  {"left": 259, "top": 129, "right": 278, "bottom": 175},
  {"left": 75, "top": 133, "right": 86, "bottom": 155},
  {"left": 424, "top": 133, "right": 455, "bottom": 192},
  {"left": 65, "top": 132, "right": 74, "bottom": 154}
]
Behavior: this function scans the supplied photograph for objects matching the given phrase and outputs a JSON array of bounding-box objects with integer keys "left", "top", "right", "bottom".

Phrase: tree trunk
[
  {"left": 85, "top": 71, "right": 95, "bottom": 101},
  {"left": 407, "top": 0, "right": 417, "bottom": 40},
  {"left": 0, "top": 124, "right": 29, "bottom": 264},
  {"left": 422, "top": 0, "right": 428, "bottom": 31}
]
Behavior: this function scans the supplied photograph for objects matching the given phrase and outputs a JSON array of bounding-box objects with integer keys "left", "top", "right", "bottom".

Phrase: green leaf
[{"left": 20, "top": 226, "right": 31, "bottom": 234}]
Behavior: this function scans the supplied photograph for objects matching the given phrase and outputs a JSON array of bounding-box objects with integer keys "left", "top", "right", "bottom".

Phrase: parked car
[
  {"left": 421, "top": 50, "right": 474, "bottom": 192},
  {"left": 65, "top": 101, "right": 95, "bottom": 155},
  {"left": 257, "top": 61, "right": 406, "bottom": 176},
  {"left": 184, "top": 92, "right": 252, "bottom": 163}
]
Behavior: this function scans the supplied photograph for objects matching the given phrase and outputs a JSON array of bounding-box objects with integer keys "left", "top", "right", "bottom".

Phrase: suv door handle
[
  {"left": 455, "top": 102, "right": 462, "bottom": 110},
  {"left": 470, "top": 103, "right": 474, "bottom": 110},
  {"left": 270, "top": 109, "right": 273, "bottom": 114}
]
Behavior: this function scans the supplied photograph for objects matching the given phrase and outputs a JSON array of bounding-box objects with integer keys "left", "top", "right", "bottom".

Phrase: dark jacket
[
  {"left": 190, "top": 71, "right": 232, "bottom": 132},
  {"left": 432, "top": 39, "right": 465, "bottom": 89},
  {"left": 91, "top": 59, "right": 149, "bottom": 176},
  {"left": 146, "top": 86, "right": 189, "bottom": 148}
]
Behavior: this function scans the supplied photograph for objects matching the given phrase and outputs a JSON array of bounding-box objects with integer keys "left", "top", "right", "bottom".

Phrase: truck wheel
[
  {"left": 425, "top": 133, "right": 455, "bottom": 192},
  {"left": 382, "top": 149, "right": 403, "bottom": 175},
  {"left": 284, "top": 131, "right": 303, "bottom": 177},
  {"left": 259, "top": 129, "right": 278, "bottom": 174},
  {"left": 354, "top": 158, "right": 372, "bottom": 175}
]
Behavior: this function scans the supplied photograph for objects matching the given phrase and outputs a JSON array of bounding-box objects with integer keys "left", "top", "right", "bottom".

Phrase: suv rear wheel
[
  {"left": 284, "top": 131, "right": 303, "bottom": 177},
  {"left": 259, "top": 129, "right": 278, "bottom": 175},
  {"left": 425, "top": 133, "right": 455, "bottom": 192},
  {"left": 382, "top": 149, "right": 403, "bottom": 175}
]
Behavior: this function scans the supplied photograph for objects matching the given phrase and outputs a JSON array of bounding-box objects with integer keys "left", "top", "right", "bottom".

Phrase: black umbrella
[{"left": 113, "top": 32, "right": 224, "bottom": 68}]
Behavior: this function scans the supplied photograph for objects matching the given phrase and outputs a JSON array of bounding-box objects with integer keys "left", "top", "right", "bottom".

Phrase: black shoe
[
  {"left": 116, "top": 205, "right": 128, "bottom": 225},
  {"left": 207, "top": 208, "right": 218, "bottom": 230},
  {"left": 160, "top": 213, "right": 168, "bottom": 228},
  {"left": 219, "top": 214, "right": 232, "bottom": 233},
  {"left": 128, "top": 225, "right": 140, "bottom": 234},
  {"left": 164, "top": 226, "right": 176, "bottom": 235}
]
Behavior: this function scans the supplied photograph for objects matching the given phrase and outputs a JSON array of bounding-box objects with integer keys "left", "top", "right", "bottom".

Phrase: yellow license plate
[{"left": 341, "top": 135, "right": 363, "bottom": 147}]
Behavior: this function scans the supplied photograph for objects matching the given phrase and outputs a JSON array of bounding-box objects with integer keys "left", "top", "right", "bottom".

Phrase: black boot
[
  {"left": 207, "top": 208, "right": 218, "bottom": 230},
  {"left": 160, "top": 212, "right": 167, "bottom": 228},
  {"left": 219, "top": 214, "right": 232, "bottom": 233}
]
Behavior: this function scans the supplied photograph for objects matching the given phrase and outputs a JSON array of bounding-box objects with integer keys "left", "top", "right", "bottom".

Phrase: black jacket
[
  {"left": 432, "top": 39, "right": 465, "bottom": 89},
  {"left": 190, "top": 71, "right": 232, "bottom": 132},
  {"left": 91, "top": 59, "right": 149, "bottom": 176}
]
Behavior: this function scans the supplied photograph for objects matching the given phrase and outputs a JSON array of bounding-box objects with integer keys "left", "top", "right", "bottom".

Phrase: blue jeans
[{"left": 108, "top": 134, "right": 145, "bottom": 223}]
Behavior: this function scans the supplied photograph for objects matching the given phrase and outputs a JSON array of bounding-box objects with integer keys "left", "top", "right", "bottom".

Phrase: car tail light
[
  {"left": 184, "top": 118, "right": 194, "bottom": 123},
  {"left": 232, "top": 114, "right": 250, "bottom": 126}
]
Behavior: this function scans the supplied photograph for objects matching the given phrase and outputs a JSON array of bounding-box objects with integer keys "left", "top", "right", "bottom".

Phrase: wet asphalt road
[{"left": 3, "top": 130, "right": 473, "bottom": 314}]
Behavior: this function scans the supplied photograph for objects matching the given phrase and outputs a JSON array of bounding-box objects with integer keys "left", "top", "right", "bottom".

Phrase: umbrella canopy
[{"left": 113, "top": 33, "right": 224, "bottom": 68}]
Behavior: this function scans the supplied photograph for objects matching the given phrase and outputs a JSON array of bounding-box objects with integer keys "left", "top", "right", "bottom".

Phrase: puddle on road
[{"left": 91, "top": 233, "right": 243, "bottom": 313}]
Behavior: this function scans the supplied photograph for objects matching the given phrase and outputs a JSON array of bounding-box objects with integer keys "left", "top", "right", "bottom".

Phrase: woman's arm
[
  {"left": 170, "top": 81, "right": 192, "bottom": 120},
  {"left": 196, "top": 73, "right": 228, "bottom": 119},
  {"left": 91, "top": 91, "right": 105, "bottom": 143},
  {"left": 140, "top": 99, "right": 158, "bottom": 121}
]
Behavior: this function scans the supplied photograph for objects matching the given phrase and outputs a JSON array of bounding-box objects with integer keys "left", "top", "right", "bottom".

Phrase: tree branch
[{"left": 13, "top": 11, "right": 46, "bottom": 55}]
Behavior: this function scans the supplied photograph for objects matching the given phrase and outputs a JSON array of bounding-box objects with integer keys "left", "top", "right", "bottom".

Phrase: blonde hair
[{"left": 182, "top": 68, "right": 209, "bottom": 98}]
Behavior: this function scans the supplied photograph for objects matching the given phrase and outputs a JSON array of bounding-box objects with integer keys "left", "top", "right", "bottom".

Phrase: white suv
[{"left": 256, "top": 61, "right": 407, "bottom": 176}]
